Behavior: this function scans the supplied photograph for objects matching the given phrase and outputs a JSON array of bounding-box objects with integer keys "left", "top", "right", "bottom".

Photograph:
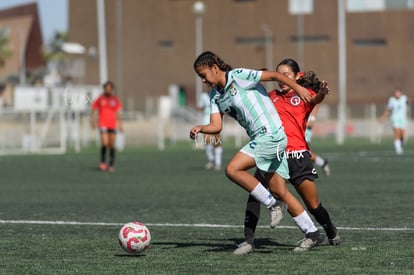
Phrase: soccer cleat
[
  {"left": 322, "top": 160, "right": 331, "bottom": 176},
  {"left": 293, "top": 231, "right": 325, "bottom": 252},
  {"left": 100, "top": 162, "right": 107, "bottom": 171},
  {"left": 233, "top": 241, "right": 254, "bottom": 255},
  {"left": 328, "top": 234, "right": 341, "bottom": 245},
  {"left": 214, "top": 165, "right": 221, "bottom": 171},
  {"left": 270, "top": 201, "right": 287, "bottom": 228},
  {"left": 108, "top": 166, "right": 115, "bottom": 173},
  {"left": 205, "top": 161, "right": 214, "bottom": 170}
]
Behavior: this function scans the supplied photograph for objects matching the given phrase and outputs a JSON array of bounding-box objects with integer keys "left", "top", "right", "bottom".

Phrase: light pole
[
  {"left": 193, "top": 1, "right": 205, "bottom": 106},
  {"left": 336, "top": 0, "right": 347, "bottom": 145},
  {"left": 17, "top": 28, "right": 26, "bottom": 85},
  {"left": 261, "top": 24, "right": 273, "bottom": 91},
  {"left": 97, "top": 0, "right": 108, "bottom": 84}
]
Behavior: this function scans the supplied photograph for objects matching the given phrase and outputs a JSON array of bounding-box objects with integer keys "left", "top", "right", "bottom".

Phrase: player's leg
[
  {"left": 107, "top": 130, "right": 117, "bottom": 172},
  {"left": 100, "top": 130, "right": 109, "bottom": 171},
  {"left": 310, "top": 152, "right": 330, "bottom": 176},
  {"left": 233, "top": 194, "right": 261, "bottom": 255},
  {"left": 265, "top": 172, "right": 324, "bottom": 251},
  {"left": 225, "top": 151, "right": 277, "bottom": 208},
  {"left": 204, "top": 134, "right": 215, "bottom": 169},
  {"left": 213, "top": 134, "right": 223, "bottom": 170},
  {"left": 393, "top": 127, "right": 403, "bottom": 154},
  {"left": 294, "top": 180, "right": 340, "bottom": 245}
]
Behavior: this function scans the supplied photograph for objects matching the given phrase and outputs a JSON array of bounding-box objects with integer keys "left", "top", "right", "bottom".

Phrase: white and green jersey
[
  {"left": 387, "top": 95, "right": 408, "bottom": 121},
  {"left": 210, "top": 68, "right": 283, "bottom": 139}
]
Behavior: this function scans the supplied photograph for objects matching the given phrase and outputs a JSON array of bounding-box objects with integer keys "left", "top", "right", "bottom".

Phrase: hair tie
[{"left": 298, "top": 72, "right": 305, "bottom": 77}]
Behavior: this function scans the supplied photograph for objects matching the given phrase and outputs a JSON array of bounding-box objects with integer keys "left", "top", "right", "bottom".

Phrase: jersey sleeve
[
  {"left": 230, "top": 68, "right": 263, "bottom": 89},
  {"left": 116, "top": 97, "right": 122, "bottom": 111},
  {"left": 91, "top": 96, "right": 100, "bottom": 110},
  {"left": 209, "top": 90, "right": 220, "bottom": 114}
]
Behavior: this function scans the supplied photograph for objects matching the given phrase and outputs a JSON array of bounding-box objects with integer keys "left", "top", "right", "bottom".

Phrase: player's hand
[
  {"left": 91, "top": 120, "right": 96, "bottom": 129},
  {"left": 190, "top": 126, "right": 202, "bottom": 140},
  {"left": 319, "top": 80, "right": 330, "bottom": 95},
  {"left": 296, "top": 86, "right": 312, "bottom": 103}
]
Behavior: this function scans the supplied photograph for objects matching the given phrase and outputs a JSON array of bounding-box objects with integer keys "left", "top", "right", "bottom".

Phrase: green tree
[
  {"left": 0, "top": 29, "right": 12, "bottom": 67},
  {"left": 44, "top": 32, "right": 68, "bottom": 77}
]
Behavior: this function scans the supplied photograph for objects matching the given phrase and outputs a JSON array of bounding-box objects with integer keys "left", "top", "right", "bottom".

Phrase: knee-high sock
[
  {"left": 214, "top": 146, "right": 223, "bottom": 167},
  {"left": 109, "top": 148, "right": 116, "bottom": 166},
  {"left": 205, "top": 144, "right": 214, "bottom": 162},
  {"left": 244, "top": 195, "right": 261, "bottom": 244},
  {"left": 308, "top": 203, "right": 336, "bottom": 239},
  {"left": 101, "top": 146, "right": 107, "bottom": 163}
]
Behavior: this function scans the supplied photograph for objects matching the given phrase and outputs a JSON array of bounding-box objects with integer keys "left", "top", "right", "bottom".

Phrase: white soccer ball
[{"left": 118, "top": 222, "right": 151, "bottom": 254}]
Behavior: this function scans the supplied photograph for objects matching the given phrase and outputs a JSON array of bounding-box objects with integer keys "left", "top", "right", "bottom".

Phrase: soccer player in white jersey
[
  {"left": 189, "top": 51, "right": 324, "bottom": 252},
  {"left": 197, "top": 90, "right": 223, "bottom": 170},
  {"left": 380, "top": 87, "right": 411, "bottom": 155}
]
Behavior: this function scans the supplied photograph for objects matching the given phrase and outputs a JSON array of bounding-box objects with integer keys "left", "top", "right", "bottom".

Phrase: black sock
[
  {"left": 101, "top": 146, "right": 107, "bottom": 163},
  {"left": 244, "top": 195, "right": 261, "bottom": 244},
  {"left": 308, "top": 203, "right": 336, "bottom": 239},
  {"left": 109, "top": 147, "right": 116, "bottom": 166}
]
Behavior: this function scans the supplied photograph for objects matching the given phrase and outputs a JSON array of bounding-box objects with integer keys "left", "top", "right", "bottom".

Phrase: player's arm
[
  {"left": 311, "top": 80, "right": 330, "bottom": 104},
  {"left": 90, "top": 108, "right": 97, "bottom": 129},
  {"left": 190, "top": 112, "right": 223, "bottom": 139},
  {"left": 379, "top": 108, "right": 391, "bottom": 123},
  {"left": 116, "top": 110, "right": 123, "bottom": 132},
  {"left": 260, "top": 71, "right": 312, "bottom": 102}
]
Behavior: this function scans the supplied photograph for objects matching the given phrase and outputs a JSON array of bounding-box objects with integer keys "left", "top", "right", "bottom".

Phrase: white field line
[{"left": 0, "top": 220, "right": 413, "bottom": 231}]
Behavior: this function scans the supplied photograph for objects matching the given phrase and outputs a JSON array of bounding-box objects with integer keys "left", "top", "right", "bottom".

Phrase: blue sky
[{"left": 0, "top": 0, "right": 68, "bottom": 43}]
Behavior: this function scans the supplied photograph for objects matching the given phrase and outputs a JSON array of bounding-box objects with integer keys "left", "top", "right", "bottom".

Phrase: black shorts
[
  {"left": 287, "top": 151, "right": 318, "bottom": 186},
  {"left": 99, "top": 127, "right": 117, "bottom": 134}
]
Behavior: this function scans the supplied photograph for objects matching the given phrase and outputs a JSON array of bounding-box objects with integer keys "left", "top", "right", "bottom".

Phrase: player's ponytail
[{"left": 297, "top": 71, "right": 323, "bottom": 93}]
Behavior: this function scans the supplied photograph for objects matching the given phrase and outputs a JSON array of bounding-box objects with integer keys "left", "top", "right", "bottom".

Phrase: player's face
[
  {"left": 276, "top": 65, "right": 299, "bottom": 92},
  {"left": 394, "top": 89, "right": 402, "bottom": 98},
  {"left": 104, "top": 84, "right": 113, "bottom": 95},
  {"left": 196, "top": 65, "right": 220, "bottom": 88}
]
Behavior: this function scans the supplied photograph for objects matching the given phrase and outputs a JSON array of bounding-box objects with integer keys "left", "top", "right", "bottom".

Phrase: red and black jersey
[
  {"left": 92, "top": 94, "right": 122, "bottom": 129},
  {"left": 269, "top": 89, "right": 316, "bottom": 152}
]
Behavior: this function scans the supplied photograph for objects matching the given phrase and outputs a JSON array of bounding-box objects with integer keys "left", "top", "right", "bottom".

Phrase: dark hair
[
  {"left": 103, "top": 80, "right": 114, "bottom": 89},
  {"left": 276, "top": 58, "right": 323, "bottom": 93},
  {"left": 193, "top": 51, "right": 232, "bottom": 72}
]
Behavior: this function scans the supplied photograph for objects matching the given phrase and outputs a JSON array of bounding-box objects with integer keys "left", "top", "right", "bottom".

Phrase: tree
[
  {"left": 0, "top": 29, "right": 12, "bottom": 67},
  {"left": 44, "top": 32, "right": 69, "bottom": 77}
]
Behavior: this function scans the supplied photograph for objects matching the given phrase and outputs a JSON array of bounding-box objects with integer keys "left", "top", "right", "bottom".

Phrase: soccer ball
[{"left": 118, "top": 222, "right": 151, "bottom": 254}]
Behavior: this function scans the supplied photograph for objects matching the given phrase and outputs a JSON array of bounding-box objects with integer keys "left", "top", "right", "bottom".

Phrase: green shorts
[
  {"left": 240, "top": 131, "right": 289, "bottom": 179},
  {"left": 391, "top": 118, "right": 407, "bottom": 129}
]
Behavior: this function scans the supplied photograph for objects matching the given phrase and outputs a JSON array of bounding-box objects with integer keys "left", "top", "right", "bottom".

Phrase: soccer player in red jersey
[
  {"left": 234, "top": 59, "right": 340, "bottom": 255},
  {"left": 90, "top": 81, "right": 123, "bottom": 172}
]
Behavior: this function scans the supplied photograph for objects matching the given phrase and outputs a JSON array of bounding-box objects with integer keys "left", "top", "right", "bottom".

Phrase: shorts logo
[
  {"left": 312, "top": 168, "right": 317, "bottom": 174},
  {"left": 290, "top": 96, "right": 301, "bottom": 106}
]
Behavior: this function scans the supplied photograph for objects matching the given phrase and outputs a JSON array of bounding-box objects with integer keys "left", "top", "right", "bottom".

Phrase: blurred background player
[
  {"left": 197, "top": 90, "right": 223, "bottom": 170},
  {"left": 305, "top": 106, "right": 331, "bottom": 176},
  {"left": 380, "top": 87, "right": 411, "bottom": 155},
  {"left": 90, "top": 81, "right": 123, "bottom": 172}
]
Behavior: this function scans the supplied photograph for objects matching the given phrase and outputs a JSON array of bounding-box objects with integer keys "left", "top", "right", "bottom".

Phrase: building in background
[
  {"left": 68, "top": 0, "right": 414, "bottom": 112},
  {"left": 0, "top": 2, "right": 44, "bottom": 84}
]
